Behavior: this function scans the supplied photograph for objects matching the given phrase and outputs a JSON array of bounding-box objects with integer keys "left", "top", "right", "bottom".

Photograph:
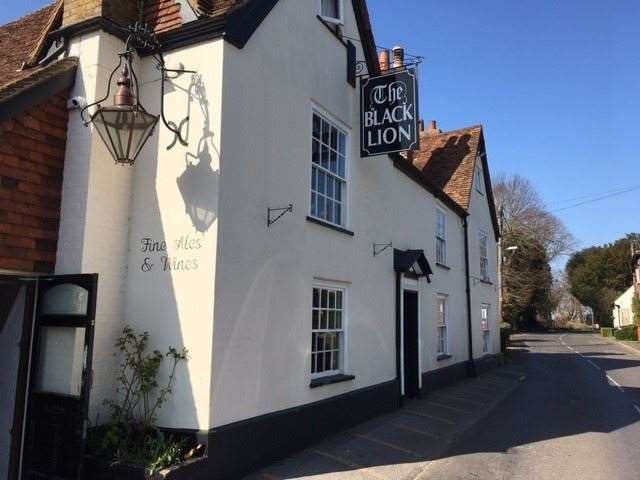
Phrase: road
[{"left": 423, "top": 332, "right": 640, "bottom": 480}]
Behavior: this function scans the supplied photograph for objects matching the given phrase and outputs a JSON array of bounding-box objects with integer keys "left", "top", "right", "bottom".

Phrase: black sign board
[{"left": 360, "top": 68, "right": 420, "bottom": 157}]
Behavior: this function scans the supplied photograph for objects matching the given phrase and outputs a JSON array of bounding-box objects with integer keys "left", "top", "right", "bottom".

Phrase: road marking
[
  {"left": 634, "top": 405, "right": 640, "bottom": 416},
  {"left": 584, "top": 358, "right": 601, "bottom": 371},
  {"left": 404, "top": 409, "right": 456, "bottom": 425},
  {"left": 425, "top": 400, "right": 473, "bottom": 414},
  {"left": 350, "top": 432, "right": 417, "bottom": 456},
  {"left": 313, "top": 450, "right": 388, "bottom": 480},
  {"left": 384, "top": 420, "right": 441, "bottom": 439},
  {"left": 606, "top": 375, "right": 625, "bottom": 392}
]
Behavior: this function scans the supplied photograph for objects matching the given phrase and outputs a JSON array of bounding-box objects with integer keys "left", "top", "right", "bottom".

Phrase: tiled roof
[
  {"left": 412, "top": 125, "right": 483, "bottom": 211},
  {"left": 145, "top": 0, "right": 248, "bottom": 33},
  {"left": 0, "top": 2, "right": 61, "bottom": 90}
]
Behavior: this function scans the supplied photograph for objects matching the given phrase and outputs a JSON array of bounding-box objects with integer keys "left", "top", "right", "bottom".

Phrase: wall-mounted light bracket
[
  {"left": 268, "top": 204, "right": 293, "bottom": 227},
  {"left": 373, "top": 242, "right": 393, "bottom": 257}
]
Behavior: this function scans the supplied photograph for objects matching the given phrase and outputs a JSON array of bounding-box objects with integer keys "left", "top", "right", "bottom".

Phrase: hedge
[
  {"left": 614, "top": 325, "right": 638, "bottom": 341},
  {"left": 601, "top": 327, "right": 615, "bottom": 337}
]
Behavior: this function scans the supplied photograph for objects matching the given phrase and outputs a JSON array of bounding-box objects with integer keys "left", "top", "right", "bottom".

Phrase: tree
[
  {"left": 494, "top": 174, "right": 574, "bottom": 328},
  {"left": 565, "top": 233, "right": 640, "bottom": 326}
]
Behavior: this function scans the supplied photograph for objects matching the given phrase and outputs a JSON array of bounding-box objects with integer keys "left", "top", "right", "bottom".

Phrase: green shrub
[
  {"left": 500, "top": 323, "right": 511, "bottom": 353},
  {"left": 632, "top": 294, "right": 640, "bottom": 326},
  {"left": 601, "top": 327, "right": 615, "bottom": 337},
  {"left": 614, "top": 325, "right": 638, "bottom": 341}
]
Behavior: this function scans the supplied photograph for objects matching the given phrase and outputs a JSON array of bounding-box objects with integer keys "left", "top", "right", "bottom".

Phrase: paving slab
[{"left": 242, "top": 364, "right": 525, "bottom": 480}]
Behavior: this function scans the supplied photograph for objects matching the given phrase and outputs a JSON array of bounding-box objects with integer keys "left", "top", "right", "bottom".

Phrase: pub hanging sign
[{"left": 360, "top": 68, "right": 420, "bottom": 157}]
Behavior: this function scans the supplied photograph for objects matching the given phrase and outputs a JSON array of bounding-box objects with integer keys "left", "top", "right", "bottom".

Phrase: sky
[{"left": 2, "top": 0, "right": 639, "bottom": 264}]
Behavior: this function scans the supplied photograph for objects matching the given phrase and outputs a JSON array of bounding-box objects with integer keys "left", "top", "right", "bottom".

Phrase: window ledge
[
  {"left": 436, "top": 263, "right": 451, "bottom": 271},
  {"left": 307, "top": 216, "right": 354, "bottom": 237},
  {"left": 437, "top": 354, "right": 453, "bottom": 362},
  {"left": 310, "top": 374, "right": 355, "bottom": 389}
]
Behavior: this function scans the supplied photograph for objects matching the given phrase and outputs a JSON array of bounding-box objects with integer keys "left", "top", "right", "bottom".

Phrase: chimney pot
[
  {"left": 379, "top": 49, "right": 390, "bottom": 72},
  {"left": 419, "top": 119, "right": 425, "bottom": 132},
  {"left": 392, "top": 46, "right": 405, "bottom": 69}
]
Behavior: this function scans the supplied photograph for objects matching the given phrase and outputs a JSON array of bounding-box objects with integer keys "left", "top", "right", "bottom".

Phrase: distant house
[{"left": 612, "top": 246, "right": 640, "bottom": 328}]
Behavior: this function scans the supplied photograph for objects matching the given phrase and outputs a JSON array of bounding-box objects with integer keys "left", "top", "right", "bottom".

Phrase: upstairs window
[
  {"left": 311, "top": 112, "right": 347, "bottom": 227},
  {"left": 436, "top": 295, "right": 448, "bottom": 355},
  {"left": 435, "top": 207, "right": 447, "bottom": 265},
  {"left": 320, "top": 0, "right": 343, "bottom": 24},
  {"left": 479, "top": 232, "right": 489, "bottom": 281}
]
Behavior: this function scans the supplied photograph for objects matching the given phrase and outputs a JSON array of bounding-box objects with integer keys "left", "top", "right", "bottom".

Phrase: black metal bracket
[
  {"left": 373, "top": 242, "right": 393, "bottom": 257},
  {"left": 268, "top": 204, "right": 293, "bottom": 227}
]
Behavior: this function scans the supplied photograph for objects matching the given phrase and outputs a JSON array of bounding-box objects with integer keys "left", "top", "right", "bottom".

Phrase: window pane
[
  {"left": 311, "top": 192, "right": 317, "bottom": 216},
  {"left": 335, "top": 204, "right": 342, "bottom": 226},
  {"left": 333, "top": 349, "right": 340, "bottom": 370},
  {"left": 318, "top": 171, "right": 326, "bottom": 194},
  {"left": 322, "top": 120, "right": 330, "bottom": 144},
  {"left": 311, "top": 168, "right": 317, "bottom": 190},
  {"left": 321, "top": 0, "right": 340, "bottom": 20},
  {"left": 330, "top": 126, "right": 338, "bottom": 151},
  {"left": 326, "top": 200, "right": 334, "bottom": 223},
  {"left": 327, "top": 176, "right": 334, "bottom": 197},
  {"left": 335, "top": 310, "right": 342, "bottom": 329},
  {"left": 313, "top": 114, "right": 321, "bottom": 139},
  {"left": 335, "top": 181, "right": 342, "bottom": 201},
  {"left": 312, "top": 140, "right": 320, "bottom": 164},
  {"left": 313, "top": 288, "right": 320, "bottom": 308},
  {"left": 35, "top": 326, "right": 85, "bottom": 396},
  {"left": 330, "top": 150, "right": 338, "bottom": 174},
  {"left": 317, "top": 196, "right": 325, "bottom": 219},
  {"left": 338, "top": 155, "right": 345, "bottom": 178},
  {"left": 328, "top": 310, "right": 336, "bottom": 329},
  {"left": 336, "top": 291, "right": 343, "bottom": 309},
  {"left": 321, "top": 145, "right": 329, "bottom": 170},
  {"left": 338, "top": 132, "right": 346, "bottom": 155},
  {"left": 321, "top": 289, "right": 328, "bottom": 308},
  {"left": 329, "top": 291, "right": 336, "bottom": 308},
  {"left": 312, "top": 310, "right": 319, "bottom": 329}
]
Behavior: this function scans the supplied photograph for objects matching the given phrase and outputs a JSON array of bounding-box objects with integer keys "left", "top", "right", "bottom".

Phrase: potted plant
[{"left": 86, "top": 327, "right": 204, "bottom": 479}]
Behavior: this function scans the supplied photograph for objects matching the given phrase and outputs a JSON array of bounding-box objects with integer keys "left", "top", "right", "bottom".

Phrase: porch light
[
  {"left": 89, "top": 63, "right": 159, "bottom": 165},
  {"left": 80, "top": 19, "right": 195, "bottom": 165}
]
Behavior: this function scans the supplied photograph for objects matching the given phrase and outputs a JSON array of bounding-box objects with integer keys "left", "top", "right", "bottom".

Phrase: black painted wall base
[{"left": 205, "top": 379, "right": 399, "bottom": 480}]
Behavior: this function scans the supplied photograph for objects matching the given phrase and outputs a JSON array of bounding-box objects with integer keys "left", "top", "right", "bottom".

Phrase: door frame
[
  {"left": 400, "top": 277, "right": 422, "bottom": 398},
  {"left": 1, "top": 275, "right": 37, "bottom": 480}
]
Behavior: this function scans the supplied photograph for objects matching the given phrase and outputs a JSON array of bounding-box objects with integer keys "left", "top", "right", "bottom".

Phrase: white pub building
[{"left": 0, "top": 0, "right": 501, "bottom": 478}]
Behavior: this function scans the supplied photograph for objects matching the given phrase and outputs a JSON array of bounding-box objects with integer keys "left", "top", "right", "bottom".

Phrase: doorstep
[{"left": 242, "top": 365, "right": 525, "bottom": 480}]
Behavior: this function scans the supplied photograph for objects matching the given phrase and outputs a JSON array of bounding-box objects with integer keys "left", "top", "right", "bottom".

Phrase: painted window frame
[
  {"left": 481, "top": 304, "right": 491, "bottom": 353},
  {"left": 479, "top": 231, "right": 489, "bottom": 282},
  {"left": 435, "top": 206, "right": 447, "bottom": 266},
  {"left": 319, "top": 0, "right": 344, "bottom": 25},
  {"left": 311, "top": 110, "right": 349, "bottom": 228},
  {"left": 436, "top": 294, "right": 448, "bottom": 355},
  {"left": 311, "top": 282, "right": 347, "bottom": 379}
]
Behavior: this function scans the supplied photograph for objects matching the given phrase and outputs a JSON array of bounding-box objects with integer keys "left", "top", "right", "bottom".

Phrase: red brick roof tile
[{"left": 413, "top": 125, "right": 483, "bottom": 211}]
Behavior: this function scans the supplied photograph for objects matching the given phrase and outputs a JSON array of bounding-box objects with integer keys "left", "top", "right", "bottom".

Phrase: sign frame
[{"left": 360, "top": 68, "right": 420, "bottom": 158}]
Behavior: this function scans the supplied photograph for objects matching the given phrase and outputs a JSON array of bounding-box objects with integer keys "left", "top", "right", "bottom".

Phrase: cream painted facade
[
  {"left": 52, "top": 0, "right": 499, "bottom": 435},
  {"left": 613, "top": 286, "right": 636, "bottom": 328}
]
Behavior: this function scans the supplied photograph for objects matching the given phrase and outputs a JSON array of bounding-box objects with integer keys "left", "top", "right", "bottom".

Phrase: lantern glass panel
[{"left": 92, "top": 107, "right": 158, "bottom": 164}]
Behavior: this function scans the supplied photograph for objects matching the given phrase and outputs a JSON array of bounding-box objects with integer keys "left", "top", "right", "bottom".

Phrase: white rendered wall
[
  {"left": 467, "top": 162, "right": 500, "bottom": 357},
  {"left": 122, "top": 40, "right": 224, "bottom": 430},
  {"left": 213, "top": 0, "right": 472, "bottom": 427},
  {"left": 613, "top": 286, "right": 635, "bottom": 328},
  {"left": 57, "top": 32, "right": 137, "bottom": 422}
]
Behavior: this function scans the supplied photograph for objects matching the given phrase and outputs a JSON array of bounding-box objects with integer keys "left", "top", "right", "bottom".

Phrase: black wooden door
[
  {"left": 403, "top": 290, "right": 420, "bottom": 398},
  {"left": 21, "top": 274, "right": 98, "bottom": 480}
]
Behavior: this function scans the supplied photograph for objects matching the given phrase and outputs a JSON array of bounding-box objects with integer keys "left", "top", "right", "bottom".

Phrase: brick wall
[
  {"left": 62, "top": 0, "right": 139, "bottom": 27},
  {"left": 0, "top": 90, "right": 69, "bottom": 273}
]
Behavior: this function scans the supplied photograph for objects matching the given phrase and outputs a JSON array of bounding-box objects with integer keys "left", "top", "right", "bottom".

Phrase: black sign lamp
[{"left": 80, "top": 18, "right": 194, "bottom": 165}]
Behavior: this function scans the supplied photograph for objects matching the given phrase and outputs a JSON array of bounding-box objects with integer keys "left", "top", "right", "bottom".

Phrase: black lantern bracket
[
  {"left": 80, "top": 19, "right": 197, "bottom": 155},
  {"left": 268, "top": 204, "right": 294, "bottom": 227},
  {"left": 373, "top": 242, "right": 393, "bottom": 257}
]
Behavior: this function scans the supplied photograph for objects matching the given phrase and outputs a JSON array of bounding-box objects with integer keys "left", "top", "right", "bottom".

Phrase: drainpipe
[
  {"left": 463, "top": 217, "right": 477, "bottom": 377},
  {"left": 395, "top": 271, "right": 403, "bottom": 407}
]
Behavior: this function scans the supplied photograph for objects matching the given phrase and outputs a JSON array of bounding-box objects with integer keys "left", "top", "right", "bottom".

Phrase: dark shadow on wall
[{"left": 177, "top": 75, "right": 219, "bottom": 234}]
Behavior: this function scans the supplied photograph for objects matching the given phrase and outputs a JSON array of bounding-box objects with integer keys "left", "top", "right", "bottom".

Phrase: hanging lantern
[{"left": 90, "top": 65, "right": 159, "bottom": 165}]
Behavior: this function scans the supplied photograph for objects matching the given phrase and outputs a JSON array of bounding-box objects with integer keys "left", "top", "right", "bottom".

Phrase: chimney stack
[
  {"left": 426, "top": 120, "right": 442, "bottom": 136},
  {"left": 62, "top": 0, "right": 138, "bottom": 28},
  {"left": 379, "top": 49, "right": 390, "bottom": 72},
  {"left": 392, "top": 46, "right": 405, "bottom": 69},
  {"left": 419, "top": 119, "right": 425, "bottom": 132}
]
